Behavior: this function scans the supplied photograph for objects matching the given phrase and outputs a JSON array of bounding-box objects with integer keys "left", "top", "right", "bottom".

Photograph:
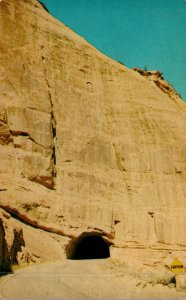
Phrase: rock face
[
  {"left": 0, "top": 0, "right": 186, "bottom": 269},
  {"left": 133, "top": 68, "right": 183, "bottom": 102},
  {"left": 176, "top": 272, "right": 186, "bottom": 291},
  {"left": 0, "top": 209, "right": 24, "bottom": 271}
]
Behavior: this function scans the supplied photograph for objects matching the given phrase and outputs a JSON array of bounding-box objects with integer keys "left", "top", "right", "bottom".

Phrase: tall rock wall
[{"left": 0, "top": 0, "right": 186, "bottom": 267}]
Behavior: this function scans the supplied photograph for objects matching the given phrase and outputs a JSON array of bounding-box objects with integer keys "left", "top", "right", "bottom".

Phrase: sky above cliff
[{"left": 42, "top": 0, "right": 186, "bottom": 101}]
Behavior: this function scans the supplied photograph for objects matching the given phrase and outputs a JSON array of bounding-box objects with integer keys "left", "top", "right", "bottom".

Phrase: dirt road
[{"left": 0, "top": 259, "right": 185, "bottom": 299}]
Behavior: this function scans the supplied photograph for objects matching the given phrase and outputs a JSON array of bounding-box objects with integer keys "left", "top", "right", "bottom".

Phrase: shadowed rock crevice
[
  {"left": 41, "top": 56, "right": 57, "bottom": 180},
  {"left": 0, "top": 216, "right": 25, "bottom": 273},
  {"left": 51, "top": 111, "right": 57, "bottom": 177},
  {"left": 0, "top": 218, "right": 10, "bottom": 272},
  {"left": 10, "top": 228, "right": 25, "bottom": 265},
  {"left": 10, "top": 129, "right": 46, "bottom": 149}
]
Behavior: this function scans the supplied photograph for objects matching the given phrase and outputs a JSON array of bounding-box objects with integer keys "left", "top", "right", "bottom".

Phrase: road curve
[{"left": 0, "top": 259, "right": 184, "bottom": 299}]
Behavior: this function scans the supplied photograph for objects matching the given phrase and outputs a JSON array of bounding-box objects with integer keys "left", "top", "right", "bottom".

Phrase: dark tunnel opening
[{"left": 66, "top": 234, "right": 110, "bottom": 260}]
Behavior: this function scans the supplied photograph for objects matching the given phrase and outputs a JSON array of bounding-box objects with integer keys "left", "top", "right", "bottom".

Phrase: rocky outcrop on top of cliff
[
  {"left": 133, "top": 68, "right": 183, "bottom": 103},
  {"left": 0, "top": 0, "right": 186, "bottom": 270}
]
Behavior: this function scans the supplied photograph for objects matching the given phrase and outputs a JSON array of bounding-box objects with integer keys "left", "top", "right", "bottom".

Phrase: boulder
[{"left": 176, "top": 272, "right": 186, "bottom": 292}]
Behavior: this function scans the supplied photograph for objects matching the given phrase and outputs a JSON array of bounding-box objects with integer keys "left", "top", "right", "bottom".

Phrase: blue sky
[{"left": 42, "top": 0, "right": 186, "bottom": 101}]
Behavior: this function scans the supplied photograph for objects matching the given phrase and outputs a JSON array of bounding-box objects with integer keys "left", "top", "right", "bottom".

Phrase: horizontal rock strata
[{"left": 0, "top": 0, "right": 186, "bottom": 269}]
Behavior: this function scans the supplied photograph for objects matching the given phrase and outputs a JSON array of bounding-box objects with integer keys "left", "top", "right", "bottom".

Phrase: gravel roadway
[{"left": 0, "top": 259, "right": 185, "bottom": 299}]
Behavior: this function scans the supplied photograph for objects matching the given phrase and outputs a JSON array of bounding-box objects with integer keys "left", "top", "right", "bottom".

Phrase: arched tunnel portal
[{"left": 66, "top": 233, "right": 110, "bottom": 260}]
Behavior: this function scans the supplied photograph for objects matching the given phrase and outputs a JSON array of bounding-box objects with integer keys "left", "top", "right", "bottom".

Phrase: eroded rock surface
[
  {"left": 0, "top": 209, "right": 24, "bottom": 271},
  {"left": 176, "top": 272, "right": 186, "bottom": 292},
  {"left": 0, "top": 0, "right": 186, "bottom": 271},
  {"left": 133, "top": 68, "right": 183, "bottom": 102}
]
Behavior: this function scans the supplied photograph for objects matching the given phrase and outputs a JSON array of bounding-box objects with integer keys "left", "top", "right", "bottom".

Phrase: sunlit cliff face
[{"left": 0, "top": 0, "right": 186, "bottom": 270}]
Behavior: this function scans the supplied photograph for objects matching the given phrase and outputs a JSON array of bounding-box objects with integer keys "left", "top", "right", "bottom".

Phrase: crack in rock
[{"left": 41, "top": 57, "right": 57, "bottom": 179}]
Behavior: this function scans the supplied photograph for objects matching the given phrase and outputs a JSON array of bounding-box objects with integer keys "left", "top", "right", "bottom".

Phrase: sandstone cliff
[{"left": 0, "top": 0, "right": 186, "bottom": 270}]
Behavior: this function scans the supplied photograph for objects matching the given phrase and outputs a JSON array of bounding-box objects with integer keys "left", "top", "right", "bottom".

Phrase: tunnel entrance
[{"left": 66, "top": 233, "right": 110, "bottom": 260}]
